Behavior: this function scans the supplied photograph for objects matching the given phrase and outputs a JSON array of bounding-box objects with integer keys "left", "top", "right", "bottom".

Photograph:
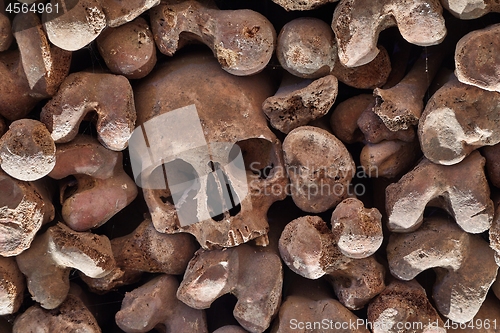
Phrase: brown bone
[
  {"left": 41, "top": 72, "right": 136, "bottom": 151},
  {"left": 0, "top": 0, "right": 13, "bottom": 51},
  {"left": 0, "top": 256, "right": 25, "bottom": 315},
  {"left": 332, "top": 0, "right": 446, "bottom": 67},
  {"left": 271, "top": 0, "right": 338, "bottom": 11},
  {"left": 150, "top": 0, "right": 276, "bottom": 76},
  {"left": 101, "top": 0, "right": 160, "bottom": 27},
  {"left": 441, "top": 0, "right": 500, "bottom": 19}
]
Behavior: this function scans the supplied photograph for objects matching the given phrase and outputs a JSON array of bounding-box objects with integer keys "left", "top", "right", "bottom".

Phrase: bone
[
  {"left": 101, "top": 0, "right": 160, "bottom": 27},
  {"left": 331, "top": 198, "right": 383, "bottom": 259},
  {"left": 0, "top": 169, "right": 54, "bottom": 257},
  {"left": 282, "top": 126, "right": 355, "bottom": 213},
  {"left": 0, "top": 117, "right": 5, "bottom": 137},
  {"left": 332, "top": 0, "right": 447, "bottom": 67},
  {"left": 116, "top": 274, "right": 207, "bottom": 333},
  {"left": 40, "top": 71, "right": 136, "bottom": 151},
  {"left": 42, "top": 0, "right": 107, "bottom": 51},
  {"left": 81, "top": 218, "right": 197, "bottom": 292},
  {"left": 0, "top": 119, "right": 56, "bottom": 181},
  {"left": 262, "top": 74, "right": 338, "bottom": 134},
  {"left": 214, "top": 326, "right": 249, "bottom": 333},
  {"left": 488, "top": 204, "right": 500, "bottom": 266},
  {"left": 13, "top": 294, "right": 101, "bottom": 333},
  {"left": 48, "top": 135, "right": 138, "bottom": 231},
  {"left": 441, "top": 0, "right": 500, "bottom": 18},
  {"left": 12, "top": 13, "right": 72, "bottom": 98},
  {"left": 373, "top": 45, "right": 446, "bottom": 131},
  {"left": 150, "top": 0, "right": 275, "bottom": 76},
  {"left": 133, "top": 51, "right": 287, "bottom": 249},
  {"left": 273, "top": 275, "right": 369, "bottom": 333},
  {"left": 272, "top": 0, "right": 338, "bottom": 11},
  {"left": 481, "top": 143, "right": 500, "bottom": 188},
  {"left": 276, "top": 17, "right": 391, "bottom": 89},
  {"left": 177, "top": 243, "right": 283, "bottom": 333},
  {"left": 367, "top": 279, "right": 446, "bottom": 333},
  {"left": 16, "top": 222, "right": 116, "bottom": 309},
  {"left": 387, "top": 215, "right": 498, "bottom": 323},
  {"left": 360, "top": 140, "right": 420, "bottom": 179},
  {"left": 444, "top": 296, "right": 500, "bottom": 333},
  {"left": 96, "top": 17, "right": 157, "bottom": 79},
  {"left": 0, "top": 257, "right": 25, "bottom": 315},
  {"left": 418, "top": 76, "right": 500, "bottom": 165},
  {"left": 330, "top": 94, "right": 372, "bottom": 144},
  {"left": 386, "top": 151, "right": 493, "bottom": 233},
  {"left": 279, "top": 215, "right": 385, "bottom": 310},
  {"left": 0, "top": 0, "right": 13, "bottom": 51},
  {"left": 455, "top": 24, "right": 500, "bottom": 93}
]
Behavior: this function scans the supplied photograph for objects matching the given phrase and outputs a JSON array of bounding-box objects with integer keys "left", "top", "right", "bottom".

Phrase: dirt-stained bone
[
  {"left": 150, "top": 0, "right": 275, "bottom": 76},
  {"left": 332, "top": 0, "right": 447, "bottom": 67},
  {"left": 116, "top": 274, "right": 207, "bottom": 333},
  {"left": 277, "top": 17, "right": 391, "bottom": 89},
  {"left": 367, "top": 279, "right": 446, "bottom": 333},
  {"left": 279, "top": 215, "right": 385, "bottom": 310},
  {"left": 13, "top": 294, "right": 101, "bottom": 333},
  {"left": 0, "top": 119, "right": 56, "bottom": 182},
  {"left": 82, "top": 219, "right": 197, "bottom": 292},
  {"left": 441, "top": 0, "right": 500, "bottom": 19},
  {"left": 97, "top": 17, "right": 157, "bottom": 79},
  {"left": 12, "top": 13, "right": 71, "bottom": 98},
  {"left": 386, "top": 151, "right": 493, "bottom": 233},
  {"left": 282, "top": 126, "right": 355, "bottom": 213},
  {"left": 330, "top": 94, "right": 371, "bottom": 144},
  {"left": 101, "top": 0, "right": 160, "bottom": 27},
  {"left": 262, "top": 74, "right": 338, "bottom": 134},
  {"left": 272, "top": 0, "right": 338, "bottom": 11},
  {"left": 0, "top": 169, "right": 54, "bottom": 257},
  {"left": 481, "top": 143, "right": 500, "bottom": 188},
  {"left": 48, "top": 135, "right": 138, "bottom": 231},
  {"left": 177, "top": 243, "right": 283, "bottom": 333},
  {"left": 42, "top": 0, "right": 107, "bottom": 51},
  {"left": 455, "top": 24, "right": 500, "bottom": 93},
  {"left": 16, "top": 222, "right": 116, "bottom": 309},
  {"left": 0, "top": 256, "right": 25, "bottom": 315},
  {"left": 418, "top": 76, "right": 500, "bottom": 165},
  {"left": 387, "top": 216, "right": 498, "bottom": 323},
  {"left": 41, "top": 71, "right": 136, "bottom": 151},
  {"left": 215, "top": 326, "right": 249, "bottom": 333},
  {"left": 0, "top": 0, "right": 13, "bottom": 51},
  {"left": 331, "top": 198, "right": 383, "bottom": 259}
]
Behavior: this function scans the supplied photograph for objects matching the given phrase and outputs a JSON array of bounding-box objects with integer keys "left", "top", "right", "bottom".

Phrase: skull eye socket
[{"left": 234, "top": 138, "right": 276, "bottom": 179}]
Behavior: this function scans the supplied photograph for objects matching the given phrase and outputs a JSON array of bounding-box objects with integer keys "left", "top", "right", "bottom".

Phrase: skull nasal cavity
[{"left": 207, "top": 161, "right": 241, "bottom": 221}]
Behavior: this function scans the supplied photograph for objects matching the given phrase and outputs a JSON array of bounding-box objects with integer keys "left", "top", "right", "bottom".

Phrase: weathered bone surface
[
  {"left": 101, "top": 0, "right": 160, "bottom": 27},
  {"left": 13, "top": 294, "right": 101, "bottom": 333},
  {"left": 444, "top": 296, "right": 500, "bottom": 333},
  {"left": 277, "top": 17, "right": 391, "bottom": 89},
  {"left": 272, "top": 0, "right": 338, "bottom": 11},
  {"left": 82, "top": 219, "right": 196, "bottom": 292},
  {"left": 150, "top": 0, "right": 275, "bottom": 76},
  {"left": 360, "top": 140, "right": 420, "bottom": 179},
  {"left": 330, "top": 94, "right": 371, "bottom": 144},
  {"left": 332, "top": 0, "right": 446, "bottom": 67},
  {"left": 178, "top": 243, "right": 282, "bottom": 333},
  {"left": 12, "top": 13, "right": 71, "bottom": 98},
  {"left": 48, "top": 135, "right": 138, "bottom": 231},
  {"left": 273, "top": 276, "right": 368, "bottom": 333},
  {"left": 0, "top": 119, "right": 56, "bottom": 181},
  {"left": 441, "top": 0, "right": 500, "bottom": 19},
  {"left": 116, "top": 274, "right": 207, "bottom": 333},
  {"left": 97, "top": 17, "right": 157, "bottom": 79},
  {"left": 262, "top": 74, "right": 338, "bottom": 134},
  {"left": 418, "top": 76, "right": 500, "bottom": 165},
  {"left": 357, "top": 98, "right": 415, "bottom": 143},
  {"left": 0, "top": 0, "right": 12, "bottom": 51},
  {"left": 134, "top": 52, "right": 287, "bottom": 249},
  {"left": 16, "top": 223, "right": 116, "bottom": 309},
  {"left": 488, "top": 204, "right": 500, "bottom": 265},
  {"left": 0, "top": 256, "right": 25, "bottom": 315},
  {"left": 283, "top": 126, "right": 355, "bottom": 213},
  {"left": 41, "top": 72, "right": 136, "bottom": 151},
  {"left": 374, "top": 45, "right": 446, "bottom": 131},
  {"left": 482, "top": 143, "right": 500, "bottom": 188},
  {"left": 214, "top": 326, "right": 249, "bottom": 333},
  {"left": 0, "top": 169, "right": 54, "bottom": 256},
  {"left": 455, "top": 24, "right": 500, "bottom": 93},
  {"left": 42, "top": 0, "right": 107, "bottom": 51},
  {"left": 279, "top": 215, "right": 385, "bottom": 310},
  {"left": 387, "top": 216, "right": 498, "bottom": 323},
  {"left": 367, "top": 279, "right": 446, "bottom": 333},
  {"left": 331, "top": 198, "right": 383, "bottom": 259},
  {"left": 386, "top": 151, "right": 493, "bottom": 233}
]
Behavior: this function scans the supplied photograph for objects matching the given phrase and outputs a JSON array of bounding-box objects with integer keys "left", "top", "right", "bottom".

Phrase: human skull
[{"left": 130, "top": 51, "right": 288, "bottom": 249}]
